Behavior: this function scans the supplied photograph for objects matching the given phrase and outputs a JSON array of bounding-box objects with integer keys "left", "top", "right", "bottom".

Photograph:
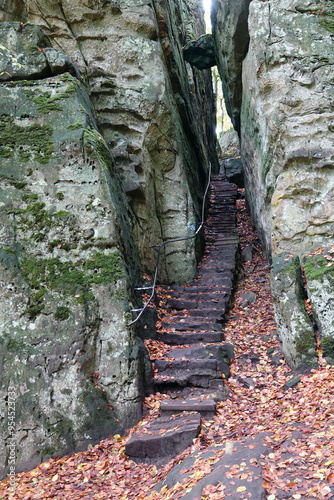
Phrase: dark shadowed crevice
[{"left": 300, "top": 266, "right": 322, "bottom": 357}]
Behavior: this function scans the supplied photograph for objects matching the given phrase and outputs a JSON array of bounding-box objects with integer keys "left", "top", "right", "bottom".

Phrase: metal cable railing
[{"left": 127, "top": 162, "right": 212, "bottom": 327}]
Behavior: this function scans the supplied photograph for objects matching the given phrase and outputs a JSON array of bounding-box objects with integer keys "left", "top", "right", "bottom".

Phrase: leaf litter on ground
[{"left": 1, "top": 192, "right": 333, "bottom": 500}]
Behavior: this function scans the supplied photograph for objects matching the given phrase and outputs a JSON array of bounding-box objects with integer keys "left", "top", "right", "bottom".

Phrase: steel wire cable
[{"left": 127, "top": 162, "right": 212, "bottom": 327}]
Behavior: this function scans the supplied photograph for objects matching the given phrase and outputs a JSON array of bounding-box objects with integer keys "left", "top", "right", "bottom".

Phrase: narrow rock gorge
[{"left": 0, "top": 0, "right": 333, "bottom": 481}]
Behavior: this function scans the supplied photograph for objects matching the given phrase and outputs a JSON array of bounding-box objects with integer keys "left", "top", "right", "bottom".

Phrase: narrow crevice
[{"left": 300, "top": 266, "right": 323, "bottom": 358}]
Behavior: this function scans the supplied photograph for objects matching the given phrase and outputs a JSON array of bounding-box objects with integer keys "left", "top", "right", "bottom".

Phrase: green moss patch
[
  {"left": 20, "top": 251, "right": 125, "bottom": 313},
  {"left": 48, "top": 239, "right": 71, "bottom": 252},
  {"left": 295, "top": 329, "right": 316, "bottom": 355},
  {"left": 54, "top": 306, "right": 71, "bottom": 321},
  {"left": 322, "top": 336, "right": 334, "bottom": 357},
  {"left": 14, "top": 201, "right": 53, "bottom": 239},
  {"left": 83, "top": 127, "right": 112, "bottom": 169},
  {"left": 26, "top": 288, "right": 47, "bottom": 317},
  {"left": 9, "top": 195, "right": 77, "bottom": 245},
  {"left": 305, "top": 4, "right": 334, "bottom": 34},
  {"left": 30, "top": 84, "right": 79, "bottom": 114},
  {"left": 319, "top": 14, "right": 334, "bottom": 33},
  {"left": 0, "top": 116, "right": 54, "bottom": 164},
  {"left": 85, "top": 252, "right": 124, "bottom": 284},
  {"left": 32, "top": 94, "right": 63, "bottom": 114},
  {"left": 67, "top": 123, "right": 83, "bottom": 130},
  {"left": 4, "top": 179, "right": 27, "bottom": 189},
  {"left": 304, "top": 254, "right": 334, "bottom": 283},
  {"left": 21, "top": 255, "right": 92, "bottom": 301},
  {"left": 7, "top": 338, "right": 34, "bottom": 355}
]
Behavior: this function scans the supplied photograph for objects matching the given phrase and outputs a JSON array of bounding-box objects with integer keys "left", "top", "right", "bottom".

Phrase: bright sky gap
[{"left": 203, "top": 0, "right": 211, "bottom": 14}]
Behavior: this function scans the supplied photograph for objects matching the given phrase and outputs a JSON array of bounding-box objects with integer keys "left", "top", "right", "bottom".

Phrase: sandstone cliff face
[
  {"left": 0, "top": 22, "right": 149, "bottom": 478},
  {"left": 212, "top": 0, "right": 334, "bottom": 367},
  {"left": 0, "top": 0, "right": 216, "bottom": 478},
  {"left": 18, "top": 0, "right": 217, "bottom": 283},
  {"left": 241, "top": 0, "right": 334, "bottom": 259}
]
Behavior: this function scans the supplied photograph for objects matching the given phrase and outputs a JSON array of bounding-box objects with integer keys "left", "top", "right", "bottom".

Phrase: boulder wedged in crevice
[{"left": 183, "top": 34, "right": 216, "bottom": 69}]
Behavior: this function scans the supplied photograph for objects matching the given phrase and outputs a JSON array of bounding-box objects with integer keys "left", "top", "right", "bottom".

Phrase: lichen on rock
[
  {"left": 303, "top": 249, "right": 334, "bottom": 360},
  {"left": 17, "top": 0, "right": 218, "bottom": 284},
  {"left": 212, "top": 0, "right": 334, "bottom": 366},
  {"left": 270, "top": 254, "right": 317, "bottom": 367},
  {"left": 0, "top": 60, "right": 146, "bottom": 479}
]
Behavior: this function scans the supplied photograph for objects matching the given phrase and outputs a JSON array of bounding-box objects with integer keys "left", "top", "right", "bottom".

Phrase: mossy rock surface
[
  {"left": 0, "top": 72, "right": 144, "bottom": 480},
  {"left": 271, "top": 253, "right": 316, "bottom": 367},
  {"left": 304, "top": 254, "right": 334, "bottom": 284},
  {"left": 0, "top": 116, "right": 54, "bottom": 164}
]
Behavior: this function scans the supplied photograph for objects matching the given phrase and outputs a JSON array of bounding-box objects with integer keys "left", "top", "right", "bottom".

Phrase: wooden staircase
[{"left": 126, "top": 175, "right": 239, "bottom": 463}]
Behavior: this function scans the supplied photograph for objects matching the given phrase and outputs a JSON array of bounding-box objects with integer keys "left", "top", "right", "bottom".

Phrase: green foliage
[
  {"left": 318, "top": 12, "right": 334, "bottom": 33},
  {"left": 85, "top": 252, "right": 124, "bottom": 284},
  {"left": 54, "top": 210, "right": 69, "bottom": 218},
  {"left": 9, "top": 179, "right": 27, "bottom": 189},
  {"left": 83, "top": 127, "right": 112, "bottom": 169},
  {"left": 11, "top": 80, "right": 36, "bottom": 86},
  {"left": 56, "top": 192, "right": 65, "bottom": 200},
  {"left": 21, "top": 256, "right": 90, "bottom": 297},
  {"left": 32, "top": 94, "right": 63, "bottom": 113},
  {"left": 26, "top": 288, "right": 46, "bottom": 317},
  {"left": 0, "top": 116, "right": 54, "bottom": 164},
  {"left": 14, "top": 201, "right": 52, "bottom": 239},
  {"left": 10, "top": 195, "right": 77, "bottom": 245},
  {"left": 22, "top": 193, "right": 38, "bottom": 202},
  {"left": 295, "top": 329, "right": 316, "bottom": 355},
  {"left": 7, "top": 338, "right": 32, "bottom": 354},
  {"left": 48, "top": 239, "right": 71, "bottom": 252},
  {"left": 31, "top": 85, "right": 78, "bottom": 114},
  {"left": 307, "top": 4, "right": 334, "bottom": 33},
  {"left": 0, "top": 175, "right": 28, "bottom": 190}
]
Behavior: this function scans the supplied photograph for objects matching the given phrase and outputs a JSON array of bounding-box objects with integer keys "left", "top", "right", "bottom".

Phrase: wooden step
[
  {"left": 160, "top": 398, "right": 216, "bottom": 418},
  {"left": 161, "top": 321, "right": 222, "bottom": 332},
  {"left": 125, "top": 413, "right": 201, "bottom": 461},
  {"left": 156, "top": 330, "right": 224, "bottom": 345},
  {"left": 167, "top": 298, "right": 228, "bottom": 311},
  {"left": 172, "top": 309, "right": 225, "bottom": 319},
  {"left": 155, "top": 358, "right": 217, "bottom": 372}
]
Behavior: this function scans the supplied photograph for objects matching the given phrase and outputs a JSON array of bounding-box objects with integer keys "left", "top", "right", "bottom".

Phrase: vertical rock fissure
[{"left": 300, "top": 266, "right": 321, "bottom": 356}]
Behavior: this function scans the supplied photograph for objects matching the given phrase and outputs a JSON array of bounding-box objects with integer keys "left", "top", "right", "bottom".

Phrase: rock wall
[
  {"left": 0, "top": 22, "right": 151, "bottom": 478},
  {"left": 0, "top": 0, "right": 217, "bottom": 478},
  {"left": 212, "top": 0, "right": 334, "bottom": 367},
  {"left": 16, "top": 0, "right": 218, "bottom": 283}
]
